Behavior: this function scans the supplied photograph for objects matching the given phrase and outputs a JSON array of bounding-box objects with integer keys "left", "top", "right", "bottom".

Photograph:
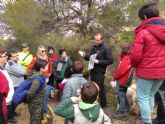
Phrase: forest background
[{"left": 0, "top": 0, "right": 165, "bottom": 76}]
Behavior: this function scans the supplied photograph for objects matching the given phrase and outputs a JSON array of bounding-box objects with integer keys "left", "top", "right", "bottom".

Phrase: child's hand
[{"left": 71, "top": 97, "right": 80, "bottom": 104}]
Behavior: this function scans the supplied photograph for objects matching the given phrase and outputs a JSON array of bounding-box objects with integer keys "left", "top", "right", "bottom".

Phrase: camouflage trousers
[{"left": 28, "top": 102, "right": 43, "bottom": 124}]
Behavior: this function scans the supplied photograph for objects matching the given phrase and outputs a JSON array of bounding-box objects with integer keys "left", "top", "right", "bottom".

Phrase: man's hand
[
  {"left": 71, "top": 97, "right": 81, "bottom": 104},
  {"left": 78, "top": 51, "right": 85, "bottom": 57},
  {"left": 93, "top": 59, "right": 99, "bottom": 64}
]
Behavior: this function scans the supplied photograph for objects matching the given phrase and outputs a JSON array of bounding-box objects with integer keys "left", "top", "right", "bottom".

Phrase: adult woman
[
  {"left": 27, "top": 45, "right": 52, "bottom": 79},
  {"left": 53, "top": 48, "right": 72, "bottom": 89},
  {"left": 130, "top": 2, "right": 165, "bottom": 124}
]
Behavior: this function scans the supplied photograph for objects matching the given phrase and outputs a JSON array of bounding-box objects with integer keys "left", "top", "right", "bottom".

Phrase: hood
[
  {"left": 30, "top": 71, "right": 42, "bottom": 78},
  {"left": 78, "top": 101, "right": 101, "bottom": 122},
  {"left": 135, "top": 17, "right": 165, "bottom": 43}
]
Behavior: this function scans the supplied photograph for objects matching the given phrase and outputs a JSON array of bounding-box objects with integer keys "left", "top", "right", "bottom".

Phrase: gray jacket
[
  {"left": 5, "top": 60, "right": 26, "bottom": 87},
  {"left": 62, "top": 74, "right": 87, "bottom": 100}
]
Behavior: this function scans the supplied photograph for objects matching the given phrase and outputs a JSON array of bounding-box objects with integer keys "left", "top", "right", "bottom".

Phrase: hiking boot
[{"left": 113, "top": 112, "right": 128, "bottom": 121}]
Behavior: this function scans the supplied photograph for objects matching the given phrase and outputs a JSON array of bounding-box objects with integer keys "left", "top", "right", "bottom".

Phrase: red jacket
[
  {"left": 131, "top": 17, "right": 165, "bottom": 79},
  {"left": 114, "top": 54, "right": 132, "bottom": 86},
  {"left": 0, "top": 71, "right": 9, "bottom": 120},
  {"left": 49, "top": 54, "right": 59, "bottom": 63}
]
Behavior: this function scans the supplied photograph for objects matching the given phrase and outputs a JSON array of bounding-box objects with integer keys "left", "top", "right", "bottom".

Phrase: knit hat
[{"left": 48, "top": 46, "right": 55, "bottom": 51}]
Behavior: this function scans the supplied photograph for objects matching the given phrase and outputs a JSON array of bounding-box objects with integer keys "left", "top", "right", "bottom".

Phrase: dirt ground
[
  {"left": 13, "top": 79, "right": 157, "bottom": 124},
  {"left": 14, "top": 100, "right": 64, "bottom": 124},
  {"left": 14, "top": 100, "right": 156, "bottom": 124}
]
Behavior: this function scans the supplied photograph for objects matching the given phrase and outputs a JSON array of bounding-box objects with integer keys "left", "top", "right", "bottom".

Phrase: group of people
[
  {"left": 0, "top": 1, "right": 165, "bottom": 124},
  {"left": 0, "top": 43, "right": 74, "bottom": 124}
]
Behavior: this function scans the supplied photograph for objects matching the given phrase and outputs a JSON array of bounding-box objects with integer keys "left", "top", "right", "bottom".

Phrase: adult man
[
  {"left": 6, "top": 50, "right": 26, "bottom": 89},
  {"left": 5, "top": 50, "right": 26, "bottom": 119},
  {"left": 18, "top": 43, "right": 33, "bottom": 72},
  {"left": 80, "top": 33, "right": 113, "bottom": 108}
]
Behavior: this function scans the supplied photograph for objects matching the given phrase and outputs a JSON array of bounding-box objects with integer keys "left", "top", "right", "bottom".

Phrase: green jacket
[
  {"left": 54, "top": 98, "right": 102, "bottom": 123},
  {"left": 53, "top": 57, "right": 72, "bottom": 81}
]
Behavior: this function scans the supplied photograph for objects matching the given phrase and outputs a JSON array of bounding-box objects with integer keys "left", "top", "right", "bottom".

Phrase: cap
[{"left": 21, "top": 43, "right": 29, "bottom": 48}]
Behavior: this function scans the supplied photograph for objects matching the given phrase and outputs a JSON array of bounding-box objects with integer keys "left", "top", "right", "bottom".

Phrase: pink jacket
[{"left": 130, "top": 17, "right": 165, "bottom": 79}]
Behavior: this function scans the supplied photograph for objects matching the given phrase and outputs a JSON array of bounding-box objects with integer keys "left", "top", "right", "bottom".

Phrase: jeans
[
  {"left": 43, "top": 85, "right": 54, "bottom": 114},
  {"left": 136, "top": 77, "right": 163, "bottom": 123},
  {"left": 116, "top": 82, "right": 130, "bottom": 113}
]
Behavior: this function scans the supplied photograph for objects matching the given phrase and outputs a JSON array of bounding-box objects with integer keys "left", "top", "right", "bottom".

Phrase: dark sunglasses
[{"left": 41, "top": 50, "right": 46, "bottom": 53}]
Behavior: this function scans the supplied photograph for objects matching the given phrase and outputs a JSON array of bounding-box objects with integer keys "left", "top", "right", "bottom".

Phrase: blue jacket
[{"left": 13, "top": 75, "right": 45, "bottom": 105}]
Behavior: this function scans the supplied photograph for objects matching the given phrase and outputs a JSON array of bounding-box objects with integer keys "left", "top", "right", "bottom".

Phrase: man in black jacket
[{"left": 80, "top": 33, "right": 113, "bottom": 108}]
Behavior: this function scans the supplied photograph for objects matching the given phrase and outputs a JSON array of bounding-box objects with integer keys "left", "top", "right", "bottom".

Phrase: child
[
  {"left": 61, "top": 60, "right": 87, "bottom": 100},
  {"left": 113, "top": 43, "right": 132, "bottom": 120},
  {"left": 25, "top": 59, "right": 48, "bottom": 124},
  {"left": 54, "top": 82, "right": 111, "bottom": 124}
]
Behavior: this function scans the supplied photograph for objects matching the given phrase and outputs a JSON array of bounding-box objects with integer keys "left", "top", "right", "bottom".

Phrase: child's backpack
[{"left": 13, "top": 75, "right": 46, "bottom": 105}]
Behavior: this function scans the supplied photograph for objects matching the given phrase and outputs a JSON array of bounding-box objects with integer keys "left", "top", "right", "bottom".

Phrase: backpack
[
  {"left": 13, "top": 75, "right": 45, "bottom": 105},
  {"left": 124, "top": 68, "right": 134, "bottom": 87}
]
